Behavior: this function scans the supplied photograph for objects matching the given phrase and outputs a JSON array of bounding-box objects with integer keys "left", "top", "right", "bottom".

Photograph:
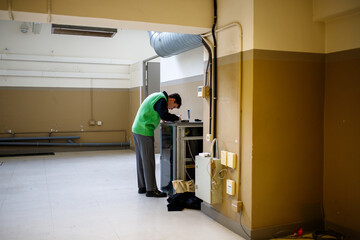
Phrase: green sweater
[{"left": 132, "top": 92, "right": 166, "bottom": 136}]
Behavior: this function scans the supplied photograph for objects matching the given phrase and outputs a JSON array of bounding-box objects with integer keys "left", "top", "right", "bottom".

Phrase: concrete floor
[{"left": 0, "top": 150, "right": 244, "bottom": 240}]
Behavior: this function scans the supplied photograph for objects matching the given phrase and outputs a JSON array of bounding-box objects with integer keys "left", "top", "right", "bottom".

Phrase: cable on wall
[
  {"left": 202, "top": 38, "right": 213, "bottom": 135},
  {"left": 212, "top": 0, "right": 218, "bottom": 141},
  {"left": 47, "top": 0, "right": 52, "bottom": 23},
  {"left": 202, "top": 39, "right": 212, "bottom": 89},
  {"left": 202, "top": 19, "right": 246, "bottom": 239},
  {"left": 7, "top": 0, "right": 14, "bottom": 21}
]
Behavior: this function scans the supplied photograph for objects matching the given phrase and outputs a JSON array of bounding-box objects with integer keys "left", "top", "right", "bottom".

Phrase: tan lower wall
[
  {"left": 202, "top": 49, "right": 326, "bottom": 237},
  {"left": 202, "top": 52, "right": 249, "bottom": 225},
  {"left": 252, "top": 49, "right": 325, "bottom": 229},
  {"left": 213, "top": 53, "right": 242, "bottom": 222},
  {"left": 324, "top": 48, "right": 360, "bottom": 235},
  {"left": 129, "top": 87, "right": 141, "bottom": 148},
  {"left": 0, "top": 87, "right": 130, "bottom": 153}
]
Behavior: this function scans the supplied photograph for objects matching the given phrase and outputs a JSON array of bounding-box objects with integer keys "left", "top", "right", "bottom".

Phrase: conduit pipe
[
  {"left": 148, "top": 31, "right": 203, "bottom": 58},
  {"left": 201, "top": 21, "right": 244, "bottom": 206},
  {"left": 0, "top": 142, "right": 130, "bottom": 147},
  {"left": 0, "top": 136, "right": 80, "bottom": 141},
  {"left": 211, "top": 0, "right": 218, "bottom": 141},
  {"left": 7, "top": 0, "right": 14, "bottom": 20},
  {"left": 202, "top": 38, "right": 214, "bottom": 135}
]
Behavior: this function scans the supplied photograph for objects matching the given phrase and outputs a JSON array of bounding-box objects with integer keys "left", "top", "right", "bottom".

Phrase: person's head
[{"left": 167, "top": 93, "right": 182, "bottom": 110}]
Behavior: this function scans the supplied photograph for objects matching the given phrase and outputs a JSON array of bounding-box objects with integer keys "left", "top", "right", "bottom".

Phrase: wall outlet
[
  {"left": 227, "top": 152, "right": 237, "bottom": 169},
  {"left": 226, "top": 179, "right": 236, "bottom": 195},
  {"left": 231, "top": 200, "right": 243, "bottom": 212},
  {"left": 88, "top": 120, "right": 96, "bottom": 126},
  {"left": 206, "top": 133, "right": 213, "bottom": 142},
  {"left": 221, "top": 150, "right": 227, "bottom": 166}
]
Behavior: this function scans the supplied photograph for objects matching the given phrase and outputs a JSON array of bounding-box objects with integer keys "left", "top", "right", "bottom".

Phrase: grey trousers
[{"left": 133, "top": 132, "right": 157, "bottom": 191}]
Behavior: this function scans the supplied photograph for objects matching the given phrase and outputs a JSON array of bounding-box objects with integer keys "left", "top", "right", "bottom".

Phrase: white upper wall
[
  {"left": 0, "top": 20, "right": 156, "bottom": 88},
  {"left": 130, "top": 61, "right": 143, "bottom": 88},
  {"left": 160, "top": 47, "right": 204, "bottom": 82},
  {"left": 0, "top": 20, "right": 156, "bottom": 60},
  {"left": 217, "top": 0, "right": 254, "bottom": 55}
]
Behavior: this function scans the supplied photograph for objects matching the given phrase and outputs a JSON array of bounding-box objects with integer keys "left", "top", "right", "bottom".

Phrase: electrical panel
[{"left": 195, "top": 156, "right": 222, "bottom": 204}]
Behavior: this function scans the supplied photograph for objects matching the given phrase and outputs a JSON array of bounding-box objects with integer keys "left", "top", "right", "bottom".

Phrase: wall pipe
[
  {"left": 7, "top": 0, "right": 14, "bottom": 20},
  {"left": 0, "top": 136, "right": 80, "bottom": 141},
  {"left": 200, "top": 0, "right": 218, "bottom": 145},
  {"left": 0, "top": 142, "right": 129, "bottom": 147},
  {"left": 201, "top": 38, "right": 214, "bottom": 135},
  {"left": 201, "top": 21, "right": 244, "bottom": 206},
  {"left": 0, "top": 129, "right": 127, "bottom": 137},
  {"left": 211, "top": 0, "right": 218, "bottom": 141},
  {"left": 0, "top": 130, "right": 128, "bottom": 146}
]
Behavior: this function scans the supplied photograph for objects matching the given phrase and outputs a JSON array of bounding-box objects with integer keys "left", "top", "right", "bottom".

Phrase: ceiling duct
[
  {"left": 51, "top": 24, "right": 117, "bottom": 38},
  {"left": 148, "top": 31, "right": 203, "bottom": 58}
]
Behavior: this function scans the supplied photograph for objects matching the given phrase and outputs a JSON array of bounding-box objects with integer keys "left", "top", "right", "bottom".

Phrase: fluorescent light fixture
[{"left": 51, "top": 24, "right": 117, "bottom": 38}]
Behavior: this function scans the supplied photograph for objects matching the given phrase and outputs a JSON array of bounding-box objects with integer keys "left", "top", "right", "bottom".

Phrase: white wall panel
[
  {"left": 0, "top": 76, "right": 130, "bottom": 89},
  {"left": 0, "top": 20, "right": 155, "bottom": 60},
  {"left": 130, "top": 61, "right": 142, "bottom": 88},
  {"left": 0, "top": 20, "right": 154, "bottom": 88},
  {"left": 160, "top": 47, "right": 203, "bottom": 83}
]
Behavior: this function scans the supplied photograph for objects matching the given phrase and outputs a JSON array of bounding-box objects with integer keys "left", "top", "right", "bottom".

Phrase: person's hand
[{"left": 178, "top": 116, "right": 182, "bottom": 121}]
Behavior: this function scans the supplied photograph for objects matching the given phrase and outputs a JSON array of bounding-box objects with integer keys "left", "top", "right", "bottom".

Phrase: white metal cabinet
[{"left": 195, "top": 155, "right": 222, "bottom": 204}]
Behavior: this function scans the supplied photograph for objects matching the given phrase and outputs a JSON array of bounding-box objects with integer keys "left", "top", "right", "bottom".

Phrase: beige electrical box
[
  {"left": 195, "top": 155, "right": 222, "bottom": 204},
  {"left": 231, "top": 200, "right": 243, "bottom": 212},
  {"left": 226, "top": 179, "right": 236, "bottom": 195},
  {"left": 88, "top": 120, "right": 96, "bottom": 126},
  {"left": 227, "top": 152, "right": 237, "bottom": 169},
  {"left": 197, "top": 86, "right": 210, "bottom": 98},
  {"left": 221, "top": 150, "right": 227, "bottom": 166}
]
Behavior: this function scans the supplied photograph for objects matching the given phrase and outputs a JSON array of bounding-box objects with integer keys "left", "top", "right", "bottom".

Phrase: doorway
[{"left": 143, "top": 57, "right": 161, "bottom": 153}]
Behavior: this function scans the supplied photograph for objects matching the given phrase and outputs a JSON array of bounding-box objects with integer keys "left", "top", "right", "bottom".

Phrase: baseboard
[
  {"left": 201, "top": 202, "right": 251, "bottom": 239},
  {"left": 201, "top": 202, "right": 323, "bottom": 240},
  {"left": 325, "top": 220, "right": 360, "bottom": 240},
  {"left": 0, "top": 146, "right": 130, "bottom": 156},
  {"left": 251, "top": 219, "right": 323, "bottom": 240}
]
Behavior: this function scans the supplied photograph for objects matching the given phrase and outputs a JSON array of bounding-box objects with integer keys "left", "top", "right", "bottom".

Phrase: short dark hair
[{"left": 169, "top": 93, "right": 182, "bottom": 108}]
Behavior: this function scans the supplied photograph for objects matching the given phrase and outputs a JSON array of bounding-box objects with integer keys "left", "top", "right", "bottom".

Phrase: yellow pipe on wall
[{"left": 201, "top": 21, "right": 244, "bottom": 204}]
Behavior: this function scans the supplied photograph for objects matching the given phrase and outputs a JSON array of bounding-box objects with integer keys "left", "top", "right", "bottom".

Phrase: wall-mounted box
[
  {"left": 197, "top": 86, "right": 209, "bottom": 98},
  {"left": 221, "top": 150, "right": 227, "bottom": 166},
  {"left": 226, "top": 179, "right": 236, "bottom": 195},
  {"left": 195, "top": 156, "right": 222, "bottom": 204},
  {"left": 227, "top": 152, "right": 237, "bottom": 169}
]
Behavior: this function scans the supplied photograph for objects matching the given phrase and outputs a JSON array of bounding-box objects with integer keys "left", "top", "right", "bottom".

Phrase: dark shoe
[
  {"left": 138, "top": 187, "right": 146, "bottom": 194},
  {"left": 146, "top": 190, "right": 167, "bottom": 198}
]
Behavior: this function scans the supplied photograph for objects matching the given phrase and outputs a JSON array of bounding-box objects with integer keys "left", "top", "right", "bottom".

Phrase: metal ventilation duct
[{"left": 148, "top": 31, "right": 203, "bottom": 58}]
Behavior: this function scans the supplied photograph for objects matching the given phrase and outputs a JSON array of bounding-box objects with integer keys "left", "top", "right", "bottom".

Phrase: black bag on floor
[{"left": 167, "top": 192, "right": 202, "bottom": 211}]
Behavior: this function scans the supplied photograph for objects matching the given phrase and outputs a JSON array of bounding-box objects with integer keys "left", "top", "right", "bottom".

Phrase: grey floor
[{"left": 0, "top": 150, "right": 244, "bottom": 240}]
